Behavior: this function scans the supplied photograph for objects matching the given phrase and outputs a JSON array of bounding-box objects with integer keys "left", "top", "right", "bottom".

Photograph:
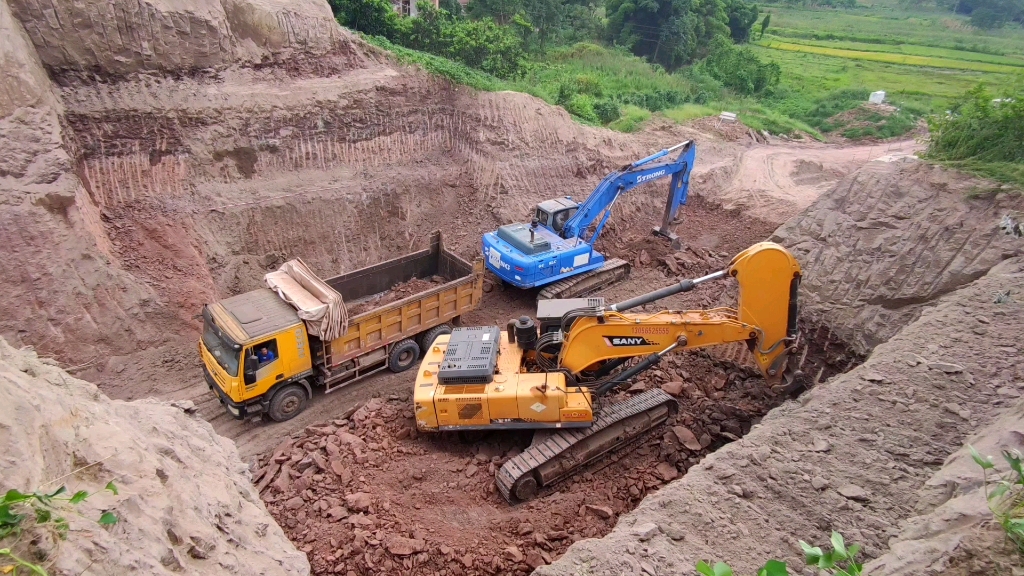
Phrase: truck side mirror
[{"left": 243, "top": 355, "right": 258, "bottom": 385}]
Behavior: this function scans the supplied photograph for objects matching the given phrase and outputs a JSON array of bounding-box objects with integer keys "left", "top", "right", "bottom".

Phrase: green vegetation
[
  {"left": 364, "top": 35, "right": 508, "bottom": 89},
  {"left": 1, "top": 483, "right": 119, "bottom": 575},
  {"left": 971, "top": 446, "right": 1024, "bottom": 554},
  {"left": 607, "top": 105, "right": 652, "bottom": 131},
  {"left": 699, "top": 37, "right": 782, "bottom": 95},
  {"left": 924, "top": 85, "right": 1024, "bottom": 188},
  {"left": 332, "top": 0, "right": 1024, "bottom": 148},
  {"left": 761, "top": 39, "right": 1023, "bottom": 73},
  {"left": 697, "top": 531, "right": 864, "bottom": 575}
]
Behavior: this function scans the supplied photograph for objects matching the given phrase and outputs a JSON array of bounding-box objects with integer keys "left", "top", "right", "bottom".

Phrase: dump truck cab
[{"left": 200, "top": 289, "right": 314, "bottom": 420}]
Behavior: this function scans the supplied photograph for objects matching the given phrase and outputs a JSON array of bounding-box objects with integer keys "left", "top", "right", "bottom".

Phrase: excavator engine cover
[{"left": 437, "top": 326, "right": 501, "bottom": 384}]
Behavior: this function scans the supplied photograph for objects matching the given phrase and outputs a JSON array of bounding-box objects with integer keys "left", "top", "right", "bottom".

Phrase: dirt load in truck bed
[{"left": 346, "top": 277, "right": 447, "bottom": 317}]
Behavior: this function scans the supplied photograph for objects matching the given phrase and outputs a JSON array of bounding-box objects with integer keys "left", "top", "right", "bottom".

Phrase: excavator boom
[{"left": 558, "top": 242, "right": 802, "bottom": 386}]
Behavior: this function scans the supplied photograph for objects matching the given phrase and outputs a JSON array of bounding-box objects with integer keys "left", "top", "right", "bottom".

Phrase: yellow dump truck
[{"left": 200, "top": 231, "right": 484, "bottom": 421}]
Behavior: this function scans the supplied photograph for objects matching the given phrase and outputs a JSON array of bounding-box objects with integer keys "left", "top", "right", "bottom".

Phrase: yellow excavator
[{"left": 413, "top": 242, "right": 803, "bottom": 502}]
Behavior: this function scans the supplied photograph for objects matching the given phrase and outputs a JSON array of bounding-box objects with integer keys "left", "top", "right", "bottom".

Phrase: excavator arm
[
  {"left": 561, "top": 141, "right": 695, "bottom": 243},
  {"left": 557, "top": 242, "right": 802, "bottom": 390}
]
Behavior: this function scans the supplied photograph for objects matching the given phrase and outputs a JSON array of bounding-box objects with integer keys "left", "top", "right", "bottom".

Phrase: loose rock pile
[{"left": 255, "top": 349, "right": 795, "bottom": 576}]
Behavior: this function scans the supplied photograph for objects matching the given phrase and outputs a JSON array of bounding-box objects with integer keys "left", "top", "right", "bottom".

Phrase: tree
[
  {"left": 396, "top": 1, "right": 528, "bottom": 78},
  {"left": 759, "top": 12, "right": 770, "bottom": 38},
  {"left": 970, "top": 6, "right": 1006, "bottom": 27},
  {"left": 606, "top": 0, "right": 730, "bottom": 70},
  {"left": 466, "top": 0, "right": 522, "bottom": 24},
  {"left": 726, "top": 0, "right": 759, "bottom": 42},
  {"left": 440, "top": 0, "right": 465, "bottom": 17},
  {"left": 696, "top": 35, "right": 780, "bottom": 95},
  {"left": 331, "top": 0, "right": 400, "bottom": 36}
]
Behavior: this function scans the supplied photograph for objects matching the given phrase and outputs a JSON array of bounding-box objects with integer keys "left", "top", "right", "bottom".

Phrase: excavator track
[
  {"left": 537, "top": 258, "right": 631, "bottom": 300},
  {"left": 496, "top": 389, "right": 677, "bottom": 503}
]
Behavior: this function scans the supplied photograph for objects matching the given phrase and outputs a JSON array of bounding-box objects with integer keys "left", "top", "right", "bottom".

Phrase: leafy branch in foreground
[
  {"left": 696, "top": 531, "right": 863, "bottom": 576},
  {"left": 1, "top": 482, "right": 119, "bottom": 575},
  {"left": 971, "top": 445, "right": 1024, "bottom": 555}
]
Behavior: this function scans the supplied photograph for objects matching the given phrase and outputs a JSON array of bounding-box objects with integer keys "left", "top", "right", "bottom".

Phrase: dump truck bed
[{"left": 314, "top": 231, "right": 484, "bottom": 386}]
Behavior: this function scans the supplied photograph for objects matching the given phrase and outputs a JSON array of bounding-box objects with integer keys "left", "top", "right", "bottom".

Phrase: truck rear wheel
[
  {"left": 268, "top": 384, "right": 307, "bottom": 422},
  {"left": 418, "top": 324, "right": 453, "bottom": 352},
  {"left": 389, "top": 339, "right": 421, "bottom": 372}
]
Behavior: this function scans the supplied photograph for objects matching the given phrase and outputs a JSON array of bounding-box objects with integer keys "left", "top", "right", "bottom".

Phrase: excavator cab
[{"left": 535, "top": 198, "right": 579, "bottom": 234}]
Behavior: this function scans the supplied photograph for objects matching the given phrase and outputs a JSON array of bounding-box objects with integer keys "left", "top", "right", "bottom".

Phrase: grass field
[
  {"left": 751, "top": 3, "right": 1024, "bottom": 120},
  {"left": 761, "top": 4, "right": 1024, "bottom": 57},
  {"left": 767, "top": 36, "right": 1024, "bottom": 66},
  {"left": 760, "top": 39, "right": 1024, "bottom": 74}
]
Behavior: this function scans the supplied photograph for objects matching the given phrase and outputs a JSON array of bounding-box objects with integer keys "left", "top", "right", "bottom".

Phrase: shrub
[
  {"left": 564, "top": 93, "right": 600, "bottom": 122},
  {"left": 697, "top": 36, "right": 781, "bottom": 96},
  {"left": 617, "top": 89, "right": 684, "bottom": 111},
  {"left": 1, "top": 482, "right": 119, "bottom": 575},
  {"left": 926, "top": 85, "right": 1024, "bottom": 163},
  {"left": 363, "top": 35, "right": 506, "bottom": 91},
  {"left": 971, "top": 446, "right": 1024, "bottom": 554},
  {"left": 697, "top": 531, "right": 864, "bottom": 576},
  {"left": 594, "top": 99, "right": 622, "bottom": 124},
  {"left": 926, "top": 85, "right": 1024, "bottom": 187}
]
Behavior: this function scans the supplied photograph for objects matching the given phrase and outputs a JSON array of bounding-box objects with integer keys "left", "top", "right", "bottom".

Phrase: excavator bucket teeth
[
  {"left": 537, "top": 258, "right": 631, "bottom": 300},
  {"left": 495, "top": 389, "right": 677, "bottom": 503}
]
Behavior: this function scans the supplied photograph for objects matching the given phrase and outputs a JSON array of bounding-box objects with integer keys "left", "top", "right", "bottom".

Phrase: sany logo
[
  {"left": 637, "top": 170, "right": 667, "bottom": 183},
  {"left": 604, "top": 336, "right": 655, "bottom": 347}
]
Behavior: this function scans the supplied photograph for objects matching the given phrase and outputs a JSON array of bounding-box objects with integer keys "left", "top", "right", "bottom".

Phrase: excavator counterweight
[{"left": 413, "top": 242, "right": 802, "bottom": 502}]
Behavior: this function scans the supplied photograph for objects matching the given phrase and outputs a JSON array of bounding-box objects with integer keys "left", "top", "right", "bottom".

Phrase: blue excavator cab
[{"left": 483, "top": 141, "right": 696, "bottom": 290}]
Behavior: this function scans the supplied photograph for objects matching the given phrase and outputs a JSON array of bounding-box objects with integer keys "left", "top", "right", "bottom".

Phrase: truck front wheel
[
  {"left": 389, "top": 339, "right": 421, "bottom": 372},
  {"left": 268, "top": 384, "right": 308, "bottom": 422}
]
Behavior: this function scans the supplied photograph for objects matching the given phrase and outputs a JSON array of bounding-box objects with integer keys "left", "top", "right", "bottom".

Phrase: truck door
[{"left": 244, "top": 337, "right": 286, "bottom": 396}]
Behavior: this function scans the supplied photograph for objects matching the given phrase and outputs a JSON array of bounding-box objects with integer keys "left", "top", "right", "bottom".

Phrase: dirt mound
[
  {"left": 772, "top": 157, "right": 1024, "bottom": 354},
  {"left": 539, "top": 253, "right": 1024, "bottom": 575},
  {"left": 0, "top": 336, "right": 309, "bottom": 575}
]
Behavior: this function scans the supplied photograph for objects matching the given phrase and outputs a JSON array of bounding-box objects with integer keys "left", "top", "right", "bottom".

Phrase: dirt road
[{"left": 697, "top": 138, "right": 921, "bottom": 221}]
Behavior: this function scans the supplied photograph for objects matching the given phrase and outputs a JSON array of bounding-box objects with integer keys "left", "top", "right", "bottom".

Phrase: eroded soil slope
[
  {"left": 0, "top": 336, "right": 309, "bottom": 575},
  {"left": 773, "top": 159, "right": 1024, "bottom": 353}
]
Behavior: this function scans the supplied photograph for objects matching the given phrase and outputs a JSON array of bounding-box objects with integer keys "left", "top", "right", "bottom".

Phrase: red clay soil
[{"left": 255, "top": 333, "right": 856, "bottom": 576}]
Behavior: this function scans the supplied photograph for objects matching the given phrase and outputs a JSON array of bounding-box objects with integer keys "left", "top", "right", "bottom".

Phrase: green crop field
[
  {"left": 760, "top": 40, "right": 1023, "bottom": 73},
  {"left": 751, "top": 3, "right": 1024, "bottom": 118},
  {"left": 767, "top": 36, "right": 1024, "bottom": 66},
  {"left": 762, "top": 4, "right": 1024, "bottom": 57}
]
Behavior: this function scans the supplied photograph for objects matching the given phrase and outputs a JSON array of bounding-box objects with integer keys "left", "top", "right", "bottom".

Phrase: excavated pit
[
  {"left": 6, "top": 1, "right": 1024, "bottom": 575},
  {"left": 245, "top": 186, "right": 865, "bottom": 576}
]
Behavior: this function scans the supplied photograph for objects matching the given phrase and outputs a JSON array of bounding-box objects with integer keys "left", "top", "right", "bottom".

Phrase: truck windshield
[{"left": 202, "top": 309, "right": 241, "bottom": 377}]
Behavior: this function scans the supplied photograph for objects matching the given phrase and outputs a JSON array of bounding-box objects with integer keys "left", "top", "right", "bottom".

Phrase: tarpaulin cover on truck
[{"left": 265, "top": 258, "right": 348, "bottom": 340}]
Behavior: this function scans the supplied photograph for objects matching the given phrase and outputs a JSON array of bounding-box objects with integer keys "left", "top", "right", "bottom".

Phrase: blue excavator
[{"left": 482, "top": 141, "right": 696, "bottom": 299}]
